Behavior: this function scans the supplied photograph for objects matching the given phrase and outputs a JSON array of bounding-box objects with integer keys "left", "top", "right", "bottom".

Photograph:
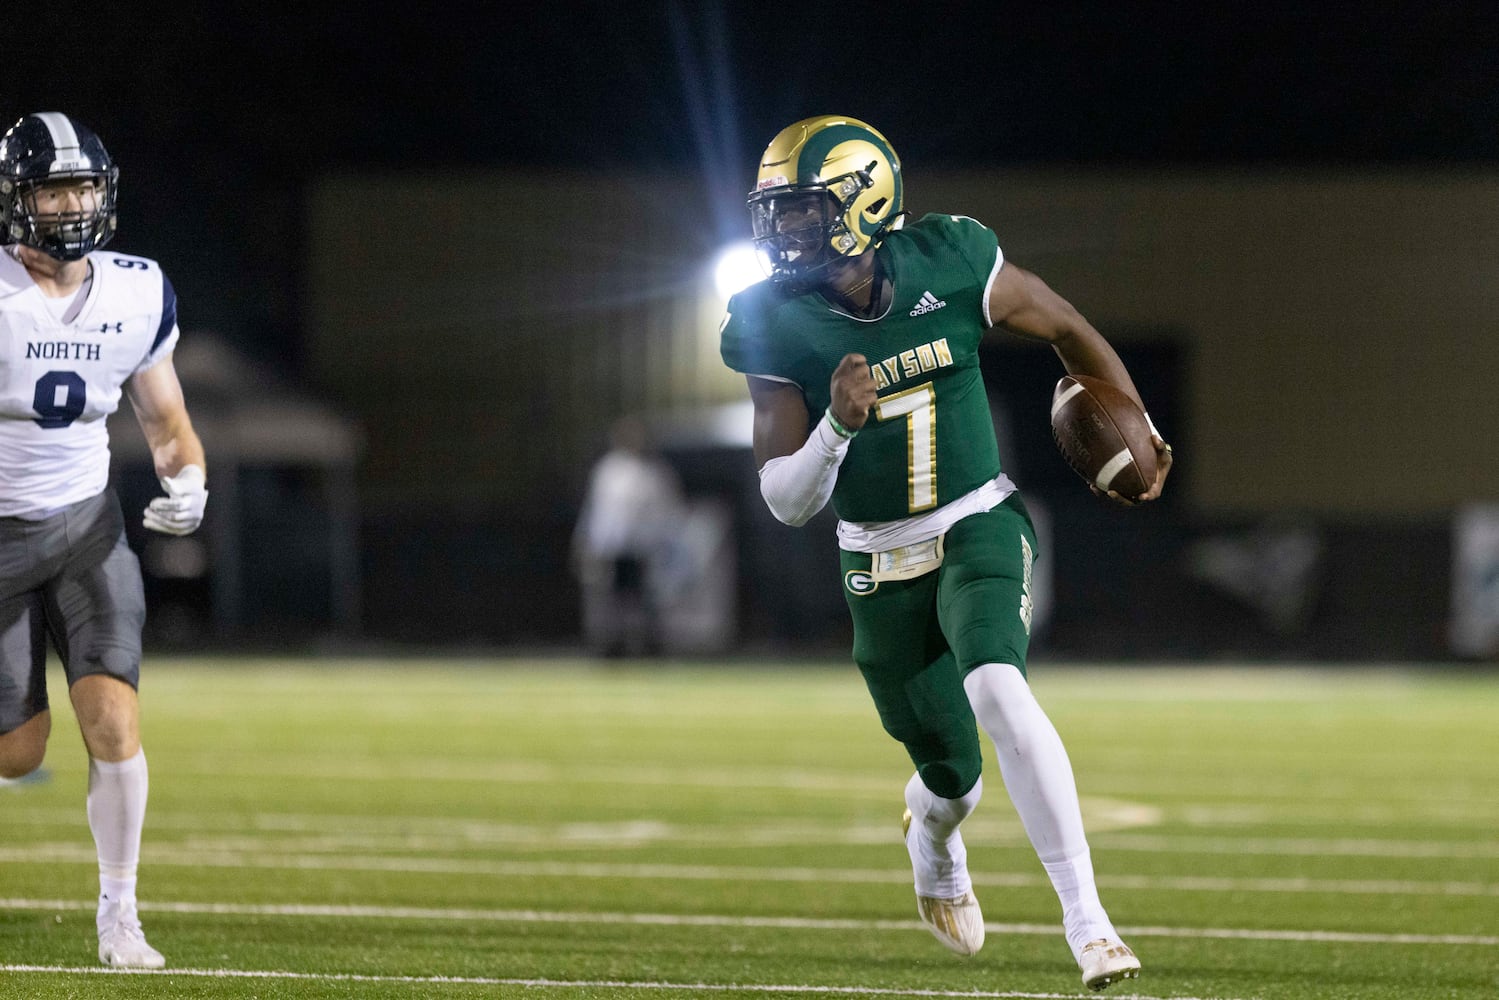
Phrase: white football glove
[{"left": 143, "top": 464, "right": 208, "bottom": 536}]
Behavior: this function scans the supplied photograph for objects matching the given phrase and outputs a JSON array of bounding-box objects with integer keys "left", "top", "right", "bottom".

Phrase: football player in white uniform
[{"left": 0, "top": 112, "right": 208, "bottom": 969}]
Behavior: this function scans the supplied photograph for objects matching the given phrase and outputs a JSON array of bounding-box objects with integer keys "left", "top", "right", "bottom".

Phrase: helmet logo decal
[
  {"left": 795, "top": 125, "right": 891, "bottom": 183},
  {"left": 34, "top": 112, "right": 82, "bottom": 152}
]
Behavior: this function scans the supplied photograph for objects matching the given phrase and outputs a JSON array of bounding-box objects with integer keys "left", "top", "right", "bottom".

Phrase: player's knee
[
  {"left": 882, "top": 716, "right": 983, "bottom": 801},
  {"left": 0, "top": 719, "right": 50, "bottom": 778},
  {"left": 80, "top": 716, "right": 138, "bottom": 761},
  {"left": 965, "top": 663, "right": 1055, "bottom": 756},
  {"left": 965, "top": 663, "right": 1028, "bottom": 722},
  {"left": 917, "top": 756, "right": 982, "bottom": 801},
  {"left": 0, "top": 753, "right": 46, "bottom": 780},
  {"left": 73, "top": 695, "right": 139, "bottom": 761}
]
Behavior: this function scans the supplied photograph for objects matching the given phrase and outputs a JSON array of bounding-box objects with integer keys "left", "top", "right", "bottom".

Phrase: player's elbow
[
  {"left": 761, "top": 488, "right": 816, "bottom": 527},
  {"left": 757, "top": 459, "right": 820, "bottom": 526},
  {"left": 756, "top": 451, "right": 838, "bottom": 527}
]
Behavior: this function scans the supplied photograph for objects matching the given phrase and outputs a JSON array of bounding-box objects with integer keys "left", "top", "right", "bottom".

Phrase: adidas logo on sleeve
[{"left": 909, "top": 290, "right": 947, "bottom": 316}]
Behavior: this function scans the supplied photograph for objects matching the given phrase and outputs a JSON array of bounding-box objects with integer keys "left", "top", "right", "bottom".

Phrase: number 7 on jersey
[{"left": 875, "top": 381, "right": 936, "bottom": 513}]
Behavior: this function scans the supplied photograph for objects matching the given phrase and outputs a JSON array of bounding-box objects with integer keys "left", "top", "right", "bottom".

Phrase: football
[{"left": 1050, "top": 374, "right": 1158, "bottom": 500}]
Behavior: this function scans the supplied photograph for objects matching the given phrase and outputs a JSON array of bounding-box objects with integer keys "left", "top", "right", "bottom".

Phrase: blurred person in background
[
  {"left": 0, "top": 112, "right": 208, "bottom": 969},
  {"left": 572, "top": 415, "right": 684, "bottom": 657},
  {"left": 720, "top": 115, "right": 1171, "bottom": 991}
]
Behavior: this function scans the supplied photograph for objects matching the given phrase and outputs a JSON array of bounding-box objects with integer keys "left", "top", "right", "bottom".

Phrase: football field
[{"left": 2, "top": 657, "right": 1496, "bottom": 999}]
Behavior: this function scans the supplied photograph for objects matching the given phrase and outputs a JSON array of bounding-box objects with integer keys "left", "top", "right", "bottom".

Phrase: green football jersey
[{"left": 721, "top": 213, "right": 1006, "bottom": 523}]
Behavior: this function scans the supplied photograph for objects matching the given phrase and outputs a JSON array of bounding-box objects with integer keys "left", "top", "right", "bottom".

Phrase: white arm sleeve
[{"left": 758, "top": 414, "right": 851, "bottom": 527}]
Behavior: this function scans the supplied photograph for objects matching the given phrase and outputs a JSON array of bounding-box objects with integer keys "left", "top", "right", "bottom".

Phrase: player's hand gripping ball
[{"left": 1050, "top": 375, "right": 1157, "bottom": 501}]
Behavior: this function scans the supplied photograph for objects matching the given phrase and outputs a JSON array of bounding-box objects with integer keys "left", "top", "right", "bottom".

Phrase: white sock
[
  {"left": 963, "top": 664, "right": 1118, "bottom": 957},
  {"left": 903, "top": 772, "right": 982, "bottom": 898},
  {"left": 1042, "top": 848, "right": 1115, "bottom": 956},
  {"left": 87, "top": 749, "right": 148, "bottom": 922}
]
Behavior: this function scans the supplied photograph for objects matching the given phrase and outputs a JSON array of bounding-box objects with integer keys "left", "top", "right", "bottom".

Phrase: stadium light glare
[{"left": 713, "top": 242, "right": 765, "bottom": 300}]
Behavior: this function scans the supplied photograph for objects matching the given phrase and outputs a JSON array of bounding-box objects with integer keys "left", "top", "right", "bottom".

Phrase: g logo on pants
[{"left": 844, "top": 570, "right": 878, "bottom": 595}]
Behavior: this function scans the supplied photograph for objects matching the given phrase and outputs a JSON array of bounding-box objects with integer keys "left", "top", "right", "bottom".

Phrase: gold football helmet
[{"left": 747, "top": 115, "right": 903, "bottom": 285}]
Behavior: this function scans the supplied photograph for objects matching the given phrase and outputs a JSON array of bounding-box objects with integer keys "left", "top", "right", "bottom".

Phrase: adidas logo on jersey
[{"left": 910, "top": 291, "right": 947, "bottom": 316}]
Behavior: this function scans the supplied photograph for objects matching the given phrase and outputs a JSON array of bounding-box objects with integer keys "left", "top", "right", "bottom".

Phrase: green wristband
[{"left": 826, "top": 408, "right": 858, "bottom": 440}]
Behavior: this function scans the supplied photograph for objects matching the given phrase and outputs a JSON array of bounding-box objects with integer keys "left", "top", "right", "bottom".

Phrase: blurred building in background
[
  {"left": 110, "top": 333, "right": 364, "bottom": 649},
  {"left": 126, "top": 165, "right": 1498, "bottom": 662}
]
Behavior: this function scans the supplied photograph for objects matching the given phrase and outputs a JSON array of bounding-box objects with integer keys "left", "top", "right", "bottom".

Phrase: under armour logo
[{"left": 98, "top": 322, "right": 122, "bottom": 334}]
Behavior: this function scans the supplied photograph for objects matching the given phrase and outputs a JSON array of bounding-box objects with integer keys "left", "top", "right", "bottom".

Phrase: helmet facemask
[
  {"left": 749, "top": 188, "right": 837, "bottom": 286},
  {"left": 9, "top": 173, "right": 118, "bottom": 261},
  {"left": 748, "top": 170, "right": 878, "bottom": 287}
]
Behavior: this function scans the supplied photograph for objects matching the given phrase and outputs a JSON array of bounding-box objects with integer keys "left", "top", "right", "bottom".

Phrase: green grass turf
[{"left": 2, "top": 657, "right": 1497, "bottom": 999}]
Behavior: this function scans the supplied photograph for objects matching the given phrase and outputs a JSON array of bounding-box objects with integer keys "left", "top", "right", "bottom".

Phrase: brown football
[{"left": 1050, "top": 374, "right": 1158, "bottom": 500}]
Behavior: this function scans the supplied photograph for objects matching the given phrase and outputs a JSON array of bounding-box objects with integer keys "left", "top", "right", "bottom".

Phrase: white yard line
[
  {"left": 0, "top": 809, "right": 1148, "bottom": 847},
  {"left": 111, "top": 757, "right": 1499, "bottom": 817},
  {"left": 1176, "top": 803, "right": 1499, "bottom": 825},
  {"left": 160, "top": 759, "right": 911, "bottom": 793},
  {"left": 2, "top": 898, "right": 1495, "bottom": 946},
  {"left": 1097, "top": 833, "right": 1499, "bottom": 859},
  {"left": 13, "top": 808, "right": 1499, "bottom": 858},
  {"left": 0, "top": 965, "right": 1246, "bottom": 1000},
  {"left": 0, "top": 848, "right": 1494, "bottom": 898}
]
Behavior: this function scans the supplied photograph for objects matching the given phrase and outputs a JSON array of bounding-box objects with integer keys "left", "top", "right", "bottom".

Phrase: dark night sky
[{"left": 8, "top": 2, "right": 1498, "bottom": 368}]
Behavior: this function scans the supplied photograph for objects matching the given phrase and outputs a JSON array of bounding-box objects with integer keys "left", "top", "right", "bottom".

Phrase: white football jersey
[{"left": 0, "top": 247, "right": 180, "bottom": 516}]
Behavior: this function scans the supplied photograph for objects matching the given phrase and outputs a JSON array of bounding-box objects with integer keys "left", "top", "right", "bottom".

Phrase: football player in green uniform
[{"left": 720, "top": 115, "right": 1172, "bottom": 991}]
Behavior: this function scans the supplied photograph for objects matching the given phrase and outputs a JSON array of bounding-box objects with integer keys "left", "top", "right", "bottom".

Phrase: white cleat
[
  {"left": 97, "top": 901, "right": 165, "bottom": 969},
  {"left": 914, "top": 889, "right": 986, "bottom": 956},
  {"left": 903, "top": 808, "right": 985, "bottom": 956},
  {"left": 1078, "top": 937, "right": 1140, "bottom": 991}
]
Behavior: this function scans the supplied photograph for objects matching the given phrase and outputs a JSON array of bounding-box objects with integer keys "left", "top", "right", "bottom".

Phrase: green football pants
[{"left": 839, "top": 494, "right": 1039, "bottom": 799}]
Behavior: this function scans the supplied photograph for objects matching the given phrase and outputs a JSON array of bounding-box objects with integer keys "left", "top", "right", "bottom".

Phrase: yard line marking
[
  {"left": 10, "top": 809, "right": 1499, "bottom": 858},
  {"left": 0, "top": 805, "right": 1154, "bottom": 847},
  {"left": 25, "top": 809, "right": 1499, "bottom": 858},
  {"left": 161, "top": 758, "right": 914, "bottom": 794},
  {"left": 2, "top": 849, "right": 1496, "bottom": 898},
  {"left": 1128, "top": 925, "right": 1499, "bottom": 946},
  {"left": 1101, "top": 874, "right": 1499, "bottom": 897},
  {"left": 1097, "top": 833, "right": 1499, "bottom": 859},
  {"left": 2, "top": 898, "right": 1496, "bottom": 946},
  {"left": 0, "top": 966, "right": 1242, "bottom": 1000},
  {"left": 1178, "top": 803, "right": 1499, "bottom": 826},
  {"left": 163, "top": 757, "right": 1499, "bottom": 820}
]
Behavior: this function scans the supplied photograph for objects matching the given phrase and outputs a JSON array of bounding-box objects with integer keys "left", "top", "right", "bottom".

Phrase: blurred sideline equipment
[{"left": 108, "top": 332, "right": 364, "bottom": 644}]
